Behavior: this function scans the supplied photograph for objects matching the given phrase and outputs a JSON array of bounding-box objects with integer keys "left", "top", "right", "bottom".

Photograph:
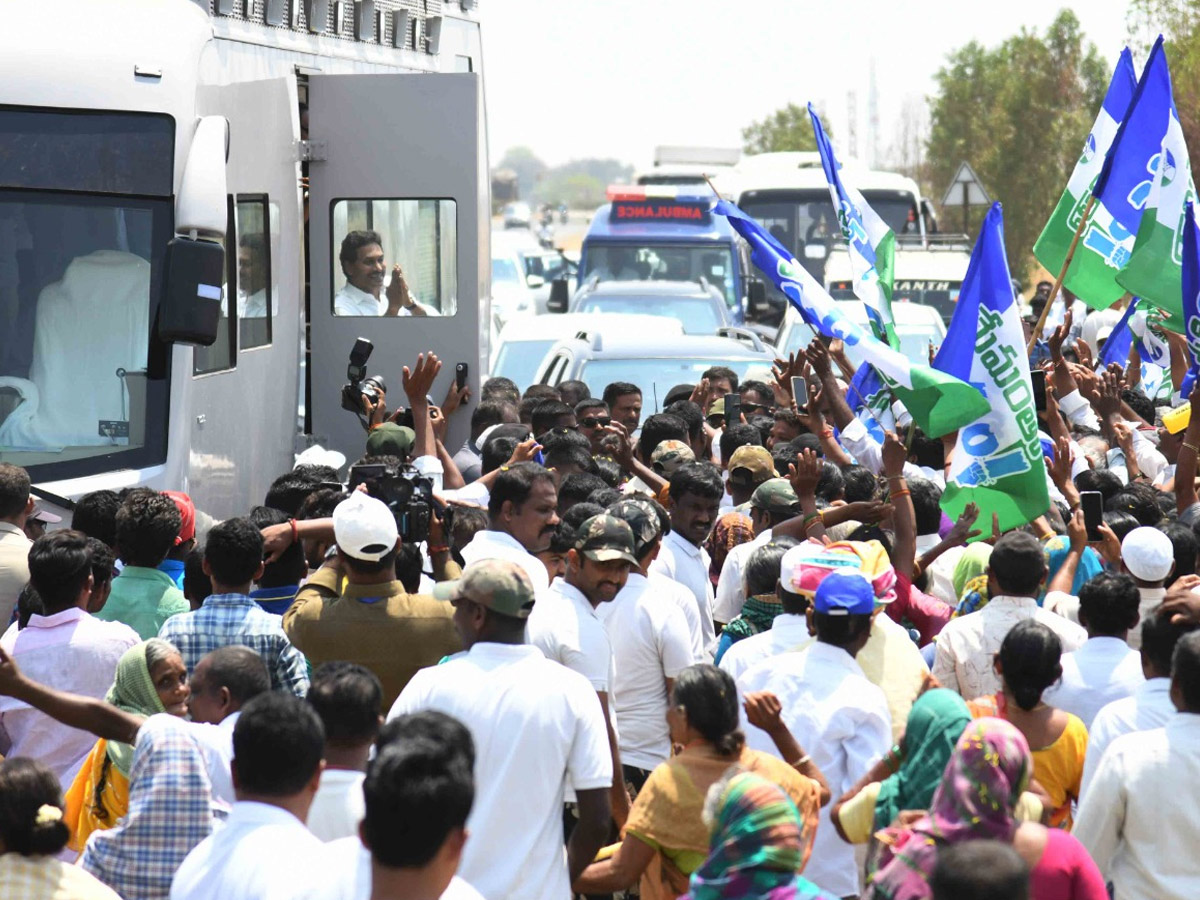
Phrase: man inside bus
[
  {"left": 333, "top": 230, "right": 432, "bottom": 317},
  {"left": 590, "top": 246, "right": 640, "bottom": 283}
]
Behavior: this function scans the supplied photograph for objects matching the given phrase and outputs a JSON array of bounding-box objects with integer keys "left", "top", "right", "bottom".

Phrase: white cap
[
  {"left": 1121, "top": 526, "right": 1174, "bottom": 582},
  {"left": 1096, "top": 325, "right": 1115, "bottom": 343},
  {"left": 333, "top": 491, "right": 399, "bottom": 562},
  {"left": 294, "top": 443, "right": 346, "bottom": 473}
]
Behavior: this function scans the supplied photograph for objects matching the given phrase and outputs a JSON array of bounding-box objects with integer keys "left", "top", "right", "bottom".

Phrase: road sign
[{"left": 941, "top": 161, "right": 991, "bottom": 207}]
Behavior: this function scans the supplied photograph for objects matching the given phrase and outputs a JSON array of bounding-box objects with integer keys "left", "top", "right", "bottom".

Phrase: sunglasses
[
  {"left": 581, "top": 416, "right": 612, "bottom": 428},
  {"left": 741, "top": 401, "right": 769, "bottom": 413}
]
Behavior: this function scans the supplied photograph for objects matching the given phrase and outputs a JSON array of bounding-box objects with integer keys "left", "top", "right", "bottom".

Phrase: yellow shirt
[{"left": 855, "top": 615, "right": 930, "bottom": 742}]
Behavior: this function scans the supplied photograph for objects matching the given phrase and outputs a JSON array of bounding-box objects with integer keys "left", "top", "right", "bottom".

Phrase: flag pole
[{"left": 1026, "top": 194, "right": 1096, "bottom": 354}]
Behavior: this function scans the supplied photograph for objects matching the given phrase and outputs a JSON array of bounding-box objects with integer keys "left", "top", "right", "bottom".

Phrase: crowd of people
[{"left": 1, "top": 306, "right": 1200, "bottom": 900}]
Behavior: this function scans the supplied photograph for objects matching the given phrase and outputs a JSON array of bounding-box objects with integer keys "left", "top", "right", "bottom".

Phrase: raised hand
[{"left": 402, "top": 353, "right": 441, "bottom": 407}]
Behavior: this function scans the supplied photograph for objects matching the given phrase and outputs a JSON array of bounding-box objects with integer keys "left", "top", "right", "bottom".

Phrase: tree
[
  {"left": 1129, "top": 0, "right": 1200, "bottom": 159},
  {"left": 742, "top": 103, "right": 827, "bottom": 155},
  {"left": 497, "top": 146, "right": 547, "bottom": 200},
  {"left": 925, "top": 10, "right": 1107, "bottom": 278}
]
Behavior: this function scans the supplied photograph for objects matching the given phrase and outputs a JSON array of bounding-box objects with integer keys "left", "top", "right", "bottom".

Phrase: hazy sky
[{"left": 479, "top": 0, "right": 1141, "bottom": 173}]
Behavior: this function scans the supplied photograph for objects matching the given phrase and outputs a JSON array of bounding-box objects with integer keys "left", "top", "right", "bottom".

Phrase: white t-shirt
[
  {"left": 306, "top": 769, "right": 366, "bottom": 842},
  {"left": 299, "top": 836, "right": 486, "bottom": 900},
  {"left": 388, "top": 643, "right": 611, "bottom": 900},
  {"left": 712, "top": 529, "right": 772, "bottom": 625},
  {"left": 718, "top": 613, "right": 811, "bottom": 682},
  {"left": 185, "top": 711, "right": 239, "bottom": 811},
  {"left": 649, "top": 572, "right": 706, "bottom": 662},
  {"left": 526, "top": 581, "right": 614, "bottom": 692},
  {"left": 1044, "top": 637, "right": 1144, "bottom": 729},
  {"left": 459, "top": 530, "right": 550, "bottom": 595},
  {"left": 333, "top": 282, "right": 427, "bottom": 317},
  {"left": 596, "top": 572, "right": 693, "bottom": 770},
  {"left": 650, "top": 530, "right": 716, "bottom": 655}
]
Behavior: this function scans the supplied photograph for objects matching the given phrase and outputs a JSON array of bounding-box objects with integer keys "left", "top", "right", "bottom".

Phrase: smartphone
[
  {"left": 455, "top": 362, "right": 468, "bottom": 392},
  {"left": 791, "top": 376, "right": 808, "bottom": 411},
  {"left": 1080, "top": 490, "right": 1104, "bottom": 542},
  {"left": 1031, "top": 370, "right": 1047, "bottom": 413},
  {"left": 723, "top": 392, "right": 741, "bottom": 424}
]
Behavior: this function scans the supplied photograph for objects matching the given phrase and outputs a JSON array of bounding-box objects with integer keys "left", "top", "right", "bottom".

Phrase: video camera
[
  {"left": 340, "top": 338, "right": 387, "bottom": 419},
  {"left": 348, "top": 462, "right": 443, "bottom": 545}
]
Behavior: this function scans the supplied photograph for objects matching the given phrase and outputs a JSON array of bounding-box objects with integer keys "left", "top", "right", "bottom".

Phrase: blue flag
[
  {"left": 1182, "top": 202, "right": 1200, "bottom": 396},
  {"left": 713, "top": 200, "right": 988, "bottom": 438},
  {"left": 845, "top": 363, "right": 895, "bottom": 444},
  {"left": 1096, "top": 297, "right": 1141, "bottom": 370},
  {"left": 936, "top": 203, "right": 1050, "bottom": 533}
]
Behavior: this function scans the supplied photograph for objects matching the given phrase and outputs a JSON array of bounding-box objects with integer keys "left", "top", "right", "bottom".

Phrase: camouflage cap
[
  {"left": 433, "top": 559, "right": 536, "bottom": 619},
  {"left": 708, "top": 397, "right": 726, "bottom": 417},
  {"left": 365, "top": 423, "right": 416, "bottom": 458},
  {"left": 650, "top": 440, "right": 695, "bottom": 476},
  {"left": 750, "top": 477, "right": 800, "bottom": 514},
  {"left": 575, "top": 514, "right": 639, "bottom": 565},
  {"left": 607, "top": 498, "right": 663, "bottom": 557},
  {"left": 728, "top": 444, "right": 777, "bottom": 487}
]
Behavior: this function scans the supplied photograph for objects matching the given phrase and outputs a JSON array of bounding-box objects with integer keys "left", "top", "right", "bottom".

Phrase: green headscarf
[
  {"left": 872, "top": 689, "right": 972, "bottom": 832},
  {"left": 951, "top": 543, "right": 992, "bottom": 601},
  {"left": 104, "top": 640, "right": 173, "bottom": 776}
]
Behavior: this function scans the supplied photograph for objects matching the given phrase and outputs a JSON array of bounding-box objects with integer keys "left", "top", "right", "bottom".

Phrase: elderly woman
[{"left": 573, "top": 664, "right": 829, "bottom": 900}]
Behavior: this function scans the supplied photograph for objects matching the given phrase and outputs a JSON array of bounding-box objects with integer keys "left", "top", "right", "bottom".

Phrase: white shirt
[
  {"left": 838, "top": 419, "right": 945, "bottom": 487},
  {"left": 333, "top": 282, "right": 422, "bottom": 317},
  {"left": 526, "top": 581, "right": 613, "bottom": 692},
  {"left": 1129, "top": 586, "right": 1166, "bottom": 651},
  {"left": 298, "top": 836, "right": 486, "bottom": 900},
  {"left": 712, "top": 529, "right": 772, "bottom": 625},
  {"left": 1075, "top": 714, "right": 1200, "bottom": 900},
  {"left": 186, "top": 711, "right": 240, "bottom": 811},
  {"left": 388, "top": 642, "right": 611, "bottom": 900},
  {"left": 1044, "top": 636, "right": 1144, "bottom": 729},
  {"left": 737, "top": 642, "right": 891, "bottom": 898},
  {"left": 0, "top": 608, "right": 139, "bottom": 787},
  {"left": 1081, "top": 678, "right": 1174, "bottom": 799},
  {"left": 718, "top": 614, "right": 811, "bottom": 682},
  {"left": 596, "top": 572, "right": 693, "bottom": 770},
  {"left": 306, "top": 769, "right": 366, "bottom": 842},
  {"left": 650, "top": 530, "right": 715, "bottom": 655},
  {"left": 170, "top": 800, "right": 324, "bottom": 900},
  {"left": 931, "top": 595, "right": 1087, "bottom": 700},
  {"left": 648, "top": 571, "right": 706, "bottom": 662},
  {"left": 459, "top": 530, "right": 550, "bottom": 595}
]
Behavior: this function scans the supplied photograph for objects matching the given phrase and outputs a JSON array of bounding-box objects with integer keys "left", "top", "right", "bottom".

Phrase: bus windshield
[
  {"left": 0, "top": 108, "right": 174, "bottom": 478},
  {"left": 582, "top": 242, "right": 736, "bottom": 305}
]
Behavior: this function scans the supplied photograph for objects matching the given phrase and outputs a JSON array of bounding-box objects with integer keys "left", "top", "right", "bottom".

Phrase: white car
[
  {"left": 775, "top": 300, "right": 947, "bottom": 368},
  {"left": 489, "top": 313, "right": 684, "bottom": 390},
  {"left": 490, "top": 242, "right": 537, "bottom": 326},
  {"left": 502, "top": 201, "right": 532, "bottom": 229}
]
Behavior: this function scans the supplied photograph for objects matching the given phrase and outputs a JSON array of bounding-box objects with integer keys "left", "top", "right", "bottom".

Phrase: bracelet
[
  {"left": 1038, "top": 531, "right": 1055, "bottom": 541},
  {"left": 288, "top": 518, "right": 298, "bottom": 545},
  {"left": 427, "top": 545, "right": 450, "bottom": 554},
  {"left": 886, "top": 474, "right": 906, "bottom": 482},
  {"left": 891, "top": 489, "right": 911, "bottom": 499},
  {"left": 791, "top": 754, "right": 812, "bottom": 767},
  {"left": 1183, "top": 441, "right": 1200, "bottom": 455},
  {"left": 887, "top": 744, "right": 902, "bottom": 772}
]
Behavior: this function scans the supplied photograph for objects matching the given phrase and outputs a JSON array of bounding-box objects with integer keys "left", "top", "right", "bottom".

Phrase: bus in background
[
  {"left": 0, "top": 0, "right": 488, "bottom": 522},
  {"left": 556, "top": 185, "right": 767, "bottom": 327},
  {"left": 636, "top": 146, "right": 741, "bottom": 188}
]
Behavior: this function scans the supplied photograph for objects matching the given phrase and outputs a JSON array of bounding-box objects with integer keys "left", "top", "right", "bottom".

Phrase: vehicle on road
[
  {"left": 491, "top": 244, "right": 537, "bottom": 326},
  {"left": 774, "top": 300, "right": 947, "bottom": 369},
  {"left": 533, "top": 330, "right": 776, "bottom": 413},
  {"left": 824, "top": 239, "right": 971, "bottom": 326},
  {"left": 493, "top": 231, "right": 575, "bottom": 315},
  {"left": 569, "top": 279, "right": 733, "bottom": 335},
  {"left": 503, "top": 201, "right": 533, "bottom": 229},
  {"left": 635, "top": 146, "right": 741, "bottom": 188}
]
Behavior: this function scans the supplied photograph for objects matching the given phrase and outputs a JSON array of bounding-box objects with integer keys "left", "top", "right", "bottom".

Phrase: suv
[
  {"left": 567, "top": 279, "right": 733, "bottom": 335},
  {"left": 534, "top": 329, "right": 776, "bottom": 412}
]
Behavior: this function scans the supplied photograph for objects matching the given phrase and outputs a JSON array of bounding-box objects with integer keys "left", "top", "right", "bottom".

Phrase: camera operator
[{"left": 282, "top": 490, "right": 461, "bottom": 709}]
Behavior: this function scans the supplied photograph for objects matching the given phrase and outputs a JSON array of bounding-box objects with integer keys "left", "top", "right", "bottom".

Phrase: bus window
[
  {"left": 330, "top": 199, "right": 457, "bottom": 317},
  {"left": 193, "top": 197, "right": 237, "bottom": 375},
  {"left": 236, "top": 195, "right": 274, "bottom": 349}
]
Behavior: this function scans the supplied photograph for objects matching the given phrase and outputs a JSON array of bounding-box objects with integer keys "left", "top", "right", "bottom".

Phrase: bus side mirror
[
  {"left": 748, "top": 280, "right": 768, "bottom": 313},
  {"left": 159, "top": 238, "right": 224, "bottom": 345},
  {"left": 547, "top": 278, "right": 569, "bottom": 313}
]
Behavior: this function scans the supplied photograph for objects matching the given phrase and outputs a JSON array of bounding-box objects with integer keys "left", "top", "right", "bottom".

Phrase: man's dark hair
[
  {"left": 204, "top": 517, "right": 265, "bottom": 587},
  {"left": 339, "top": 229, "right": 383, "bottom": 274},
  {"left": 86, "top": 537, "right": 116, "bottom": 591},
  {"left": 544, "top": 444, "right": 594, "bottom": 475},
  {"left": 488, "top": 462, "right": 555, "bottom": 518},
  {"left": 28, "top": 531, "right": 91, "bottom": 612},
  {"left": 71, "top": 490, "right": 120, "bottom": 548},
  {"left": 588, "top": 487, "right": 622, "bottom": 508},
  {"left": 562, "top": 502, "right": 605, "bottom": 532},
  {"left": 546, "top": 521, "right": 578, "bottom": 555},
  {"left": 1141, "top": 605, "right": 1199, "bottom": 677},
  {"left": 663, "top": 384, "right": 695, "bottom": 407},
  {"left": 558, "top": 379, "right": 591, "bottom": 407},
  {"left": 377, "top": 710, "right": 475, "bottom": 765},
  {"left": 531, "top": 400, "right": 574, "bottom": 438},
  {"left": 908, "top": 429, "right": 945, "bottom": 470},
  {"left": 1074, "top": 467, "right": 1123, "bottom": 503},
  {"left": 813, "top": 611, "right": 873, "bottom": 647},
  {"left": 293, "top": 464, "right": 339, "bottom": 483},
  {"left": 842, "top": 465, "right": 878, "bottom": 503},
  {"left": 745, "top": 538, "right": 799, "bottom": 597},
  {"left": 908, "top": 477, "right": 944, "bottom": 535},
  {"left": 592, "top": 456, "right": 622, "bottom": 488},
  {"left": 522, "top": 383, "right": 562, "bottom": 404},
  {"left": 232, "top": 693, "right": 324, "bottom": 797},
  {"left": 449, "top": 507, "right": 488, "bottom": 561},
  {"left": 1121, "top": 388, "right": 1155, "bottom": 424},
  {"left": 1102, "top": 509, "right": 1140, "bottom": 542},
  {"left": 602, "top": 381, "right": 641, "bottom": 407},
  {"left": 719, "top": 424, "right": 762, "bottom": 465},
  {"left": 930, "top": 839, "right": 1029, "bottom": 900},
  {"left": 539, "top": 427, "right": 590, "bottom": 454},
  {"left": 747, "top": 414, "right": 775, "bottom": 446},
  {"left": 772, "top": 407, "right": 806, "bottom": 436},
  {"left": 1077, "top": 572, "right": 1140, "bottom": 637},
  {"left": 1107, "top": 483, "right": 1164, "bottom": 527},
  {"left": 665, "top": 400, "right": 704, "bottom": 442},
  {"left": 297, "top": 487, "right": 346, "bottom": 521},
  {"left": 114, "top": 490, "right": 181, "bottom": 568},
  {"left": 999, "top": 620, "right": 1062, "bottom": 711},
  {"left": 772, "top": 446, "right": 798, "bottom": 479},
  {"left": 639, "top": 413, "right": 688, "bottom": 464},
  {"left": 479, "top": 376, "right": 520, "bottom": 405},
  {"left": 0, "top": 464, "right": 30, "bottom": 520},
  {"left": 559, "top": 473, "right": 609, "bottom": 511},
  {"left": 184, "top": 548, "right": 212, "bottom": 607},
  {"left": 575, "top": 398, "right": 608, "bottom": 418},
  {"left": 702, "top": 365, "right": 738, "bottom": 392},
  {"left": 393, "top": 543, "right": 424, "bottom": 593},
  {"left": 481, "top": 437, "right": 519, "bottom": 476},
  {"left": 201, "top": 645, "right": 270, "bottom": 705},
  {"left": 248, "top": 506, "right": 306, "bottom": 588},
  {"left": 264, "top": 471, "right": 322, "bottom": 517},
  {"left": 739, "top": 380, "right": 774, "bottom": 408},
  {"left": 308, "top": 662, "right": 383, "bottom": 747},
  {"left": 16, "top": 584, "right": 44, "bottom": 630},
  {"left": 669, "top": 461, "right": 724, "bottom": 502},
  {"left": 470, "top": 401, "right": 517, "bottom": 440},
  {"left": 988, "top": 532, "right": 1047, "bottom": 597},
  {"left": 1164, "top": 522, "right": 1197, "bottom": 585},
  {"left": 815, "top": 462, "right": 845, "bottom": 505},
  {"left": 1173, "top": 630, "right": 1200, "bottom": 712}
]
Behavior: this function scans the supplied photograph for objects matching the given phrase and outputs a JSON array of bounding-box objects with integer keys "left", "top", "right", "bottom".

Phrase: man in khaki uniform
[{"left": 0, "top": 463, "right": 34, "bottom": 627}]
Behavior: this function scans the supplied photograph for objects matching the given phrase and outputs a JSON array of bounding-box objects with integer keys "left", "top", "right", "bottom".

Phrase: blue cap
[{"left": 813, "top": 570, "right": 876, "bottom": 616}]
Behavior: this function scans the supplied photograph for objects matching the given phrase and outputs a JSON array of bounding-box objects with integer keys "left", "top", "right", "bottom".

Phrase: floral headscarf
[{"left": 707, "top": 512, "right": 756, "bottom": 585}]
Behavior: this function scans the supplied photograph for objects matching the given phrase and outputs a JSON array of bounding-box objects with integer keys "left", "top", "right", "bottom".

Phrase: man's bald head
[{"left": 188, "top": 646, "right": 270, "bottom": 724}]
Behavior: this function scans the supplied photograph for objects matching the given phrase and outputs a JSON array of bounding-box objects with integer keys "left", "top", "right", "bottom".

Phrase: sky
[{"left": 479, "top": 0, "right": 1140, "bottom": 173}]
